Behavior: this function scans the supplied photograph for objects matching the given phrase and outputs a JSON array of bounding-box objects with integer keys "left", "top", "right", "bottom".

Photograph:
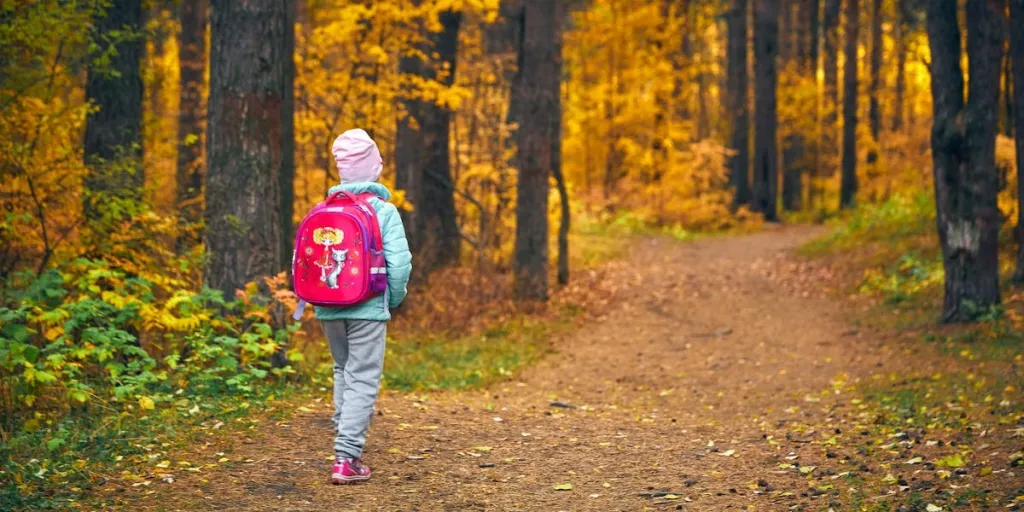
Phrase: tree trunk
[
  {"left": 419, "top": 12, "right": 462, "bottom": 270},
  {"left": 807, "top": 0, "right": 821, "bottom": 207},
  {"left": 753, "top": 0, "right": 780, "bottom": 221},
  {"left": 1010, "top": 0, "right": 1024, "bottom": 283},
  {"left": 395, "top": 11, "right": 462, "bottom": 271},
  {"left": 727, "top": 0, "right": 751, "bottom": 206},
  {"left": 204, "top": 0, "right": 287, "bottom": 296},
  {"left": 553, "top": 2, "right": 569, "bottom": 287},
  {"left": 822, "top": 0, "right": 840, "bottom": 165},
  {"left": 395, "top": 52, "right": 426, "bottom": 251},
  {"left": 513, "top": 0, "right": 558, "bottom": 302},
  {"left": 867, "top": 0, "right": 882, "bottom": 166},
  {"left": 175, "top": 0, "right": 207, "bottom": 247},
  {"left": 783, "top": 0, "right": 808, "bottom": 211},
  {"left": 84, "top": 0, "right": 144, "bottom": 224},
  {"left": 927, "top": 0, "right": 1003, "bottom": 322},
  {"left": 279, "top": 0, "right": 296, "bottom": 272},
  {"left": 1003, "top": 52, "right": 1015, "bottom": 137},
  {"left": 839, "top": 0, "right": 858, "bottom": 209},
  {"left": 893, "top": 14, "right": 908, "bottom": 131}
]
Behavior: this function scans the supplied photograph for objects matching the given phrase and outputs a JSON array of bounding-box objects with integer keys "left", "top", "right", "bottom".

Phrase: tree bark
[
  {"left": 892, "top": 14, "right": 908, "bottom": 131},
  {"left": 753, "top": 0, "right": 780, "bottom": 221},
  {"left": 84, "top": 0, "right": 144, "bottom": 224},
  {"left": 927, "top": 0, "right": 1004, "bottom": 322},
  {"left": 727, "top": 0, "right": 751, "bottom": 206},
  {"left": 419, "top": 12, "right": 462, "bottom": 270},
  {"left": 867, "top": 0, "right": 882, "bottom": 166},
  {"left": 395, "top": 10, "right": 462, "bottom": 271},
  {"left": 822, "top": 0, "right": 840, "bottom": 185},
  {"left": 204, "top": 0, "right": 287, "bottom": 296},
  {"left": 783, "top": 0, "right": 811, "bottom": 211},
  {"left": 279, "top": 0, "right": 296, "bottom": 272},
  {"left": 513, "top": 0, "right": 559, "bottom": 302},
  {"left": 839, "top": 0, "right": 858, "bottom": 209},
  {"left": 1010, "top": 0, "right": 1024, "bottom": 283},
  {"left": 1003, "top": 52, "right": 1015, "bottom": 137},
  {"left": 553, "top": 2, "right": 569, "bottom": 287},
  {"left": 175, "top": 0, "right": 207, "bottom": 246}
]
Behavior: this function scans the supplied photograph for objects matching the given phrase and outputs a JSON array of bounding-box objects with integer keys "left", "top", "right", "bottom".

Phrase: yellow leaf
[
  {"left": 552, "top": 483, "right": 573, "bottom": 491},
  {"left": 138, "top": 396, "right": 155, "bottom": 410}
]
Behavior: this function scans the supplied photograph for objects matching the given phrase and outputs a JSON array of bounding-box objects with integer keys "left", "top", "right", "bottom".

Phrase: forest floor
[{"left": 98, "top": 226, "right": 1024, "bottom": 511}]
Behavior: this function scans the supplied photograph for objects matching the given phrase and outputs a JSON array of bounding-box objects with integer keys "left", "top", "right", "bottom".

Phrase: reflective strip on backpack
[
  {"left": 292, "top": 299, "right": 307, "bottom": 321},
  {"left": 370, "top": 267, "right": 386, "bottom": 274}
]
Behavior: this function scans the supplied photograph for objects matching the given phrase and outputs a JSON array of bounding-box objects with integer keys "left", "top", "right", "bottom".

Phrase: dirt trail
[{"left": 122, "top": 226, "right": 911, "bottom": 511}]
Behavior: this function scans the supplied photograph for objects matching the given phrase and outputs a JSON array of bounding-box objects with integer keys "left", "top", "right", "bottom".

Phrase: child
[{"left": 318, "top": 128, "right": 412, "bottom": 484}]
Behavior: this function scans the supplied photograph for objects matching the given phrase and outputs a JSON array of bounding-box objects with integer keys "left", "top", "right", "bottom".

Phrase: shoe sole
[{"left": 331, "top": 475, "right": 370, "bottom": 485}]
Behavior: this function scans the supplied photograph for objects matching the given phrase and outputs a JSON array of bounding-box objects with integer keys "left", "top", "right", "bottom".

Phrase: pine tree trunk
[
  {"left": 727, "top": 0, "right": 751, "bottom": 206},
  {"left": 176, "top": 0, "right": 207, "bottom": 245},
  {"left": 513, "top": 0, "right": 558, "bottom": 302},
  {"left": 867, "top": 0, "right": 882, "bottom": 167},
  {"left": 839, "top": 0, "right": 858, "bottom": 209},
  {"left": 204, "top": 0, "right": 287, "bottom": 296},
  {"left": 753, "top": 0, "right": 780, "bottom": 221},
  {"left": 1010, "top": 0, "right": 1024, "bottom": 283},
  {"left": 927, "top": 0, "right": 1003, "bottom": 322},
  {"left": 84, "top": 0, "right": 144, "bottom": 223}
]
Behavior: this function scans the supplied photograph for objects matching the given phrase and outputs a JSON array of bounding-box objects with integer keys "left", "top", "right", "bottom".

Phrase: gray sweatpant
[{"left": 321, "top": 319, "right": 387, "bottom": 459}]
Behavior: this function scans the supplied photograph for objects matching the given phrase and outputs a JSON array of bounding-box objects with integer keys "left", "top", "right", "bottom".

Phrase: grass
[{"left": 382, "top": 318, "right": 563, "bottom": 391}]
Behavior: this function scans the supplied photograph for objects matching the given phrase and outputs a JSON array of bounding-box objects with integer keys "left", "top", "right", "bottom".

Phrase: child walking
[{"left": 317, "top": 129, "right": 412, "bottom": 484}]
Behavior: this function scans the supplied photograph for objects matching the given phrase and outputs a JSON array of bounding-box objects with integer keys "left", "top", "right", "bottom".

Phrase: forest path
[{"left": 122, "top": 226, "right": 908, "bottom": 511}]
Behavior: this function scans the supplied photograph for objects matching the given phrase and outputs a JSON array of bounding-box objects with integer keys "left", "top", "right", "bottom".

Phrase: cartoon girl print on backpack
[{"left": 313, "top": 227, "right": 347, "bottom": 289}]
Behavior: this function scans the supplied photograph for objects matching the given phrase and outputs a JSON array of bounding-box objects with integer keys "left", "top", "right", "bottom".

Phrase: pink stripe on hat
[{"left": 331, "top": 129, "right": 383, "bottom": 183}]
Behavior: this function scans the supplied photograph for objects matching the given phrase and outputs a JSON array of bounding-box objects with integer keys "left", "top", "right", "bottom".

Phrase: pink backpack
[{"left": 291, "top": 191, "right": 388, "bottom": 319}]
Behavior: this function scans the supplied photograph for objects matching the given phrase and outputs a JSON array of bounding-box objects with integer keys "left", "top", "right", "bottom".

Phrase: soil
[{"left": 103, "top": 226, "right": 1023, "bottom": 511}]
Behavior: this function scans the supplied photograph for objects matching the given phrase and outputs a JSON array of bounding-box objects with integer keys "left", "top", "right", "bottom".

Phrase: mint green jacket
[{"left": 313, "top": 182, "right": 412, "bottom": 322}]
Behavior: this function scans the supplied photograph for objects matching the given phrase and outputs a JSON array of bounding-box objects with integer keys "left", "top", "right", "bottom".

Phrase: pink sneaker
[{"left": 331, "top": 457, "right": 371, "bottom": 484}]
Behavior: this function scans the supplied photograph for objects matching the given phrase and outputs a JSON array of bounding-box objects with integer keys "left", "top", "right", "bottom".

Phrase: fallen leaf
[
  {"left": 720, "top": 450, "right": 736, "bottom": 457},
  {"left": 296, "top": 406, "right": 313, "bottom": 413},
  {"left": 473, "top": 446, "right": 493, "bottom": 452},
  {"left": 906, "top": 457, "right": 923, "bottom": 465},
  {"left": 937, "top": 453, "right": 965, "bottom": 468},
  {"left": 553, "top": 483, "right": 573, "bottom": 491},
  {"left": 926, "top": 504, "right": 942, "bottom": 512}
]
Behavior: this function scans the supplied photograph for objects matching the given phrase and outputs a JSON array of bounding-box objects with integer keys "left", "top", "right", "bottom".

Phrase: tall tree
[
  {"left": 926, "top": 0, "right": 1004, "bottom": 322},
  {"left": 279, "top": 0, "right": 296, "bottom": 271},
  {"left": 783, "top": 0, "right": 812, "bottom": 211},
  {"left": 175, "top": 0, "right": 207, "bottom": 245},
  {"left": 513, "top": 0, "right": 559, "bottom": 301},
  {"left": 892, "top": 0, "right": 910, "bottom": 131},
  {"left": 395, "top": 10, "right": 462, "bottom": 271},
  {"left": 204, "top": 0, "right": 288, "bottom": 296},
  {"left": 83, "top": 0, "right": 144, "bottom": 224},
  {"left": 1010, "top": 0, "right": 1024, "bottom": 283},
  {"left": 839, "top": 0, "right": 858, "bottom": 208},
  {"left": 752, "top": 0, "right": 780, "bottom": 221},
  {"left": 867, "top": 0, "right": 882, "bottom": 169},
  {"left": 726, "top": 0, "right": 750, "bottom": 206},
  {"left": 822, "top": 0, "right": 840, "bottom": 151}
]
